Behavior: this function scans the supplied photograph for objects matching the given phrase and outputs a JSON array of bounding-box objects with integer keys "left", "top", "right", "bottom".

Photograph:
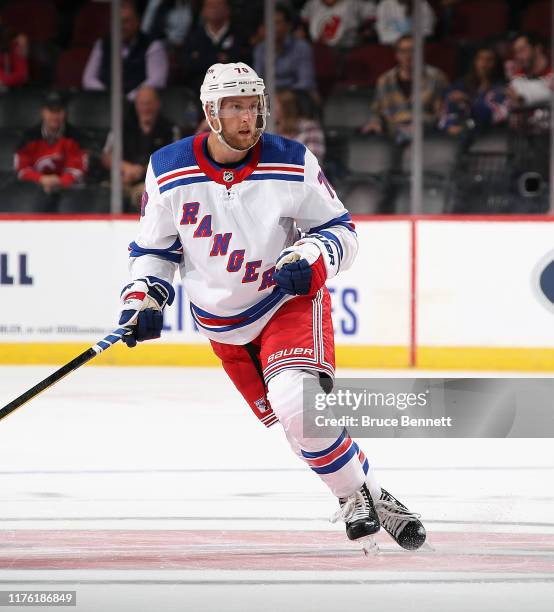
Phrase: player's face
[{"left": 218, "top": 96, "right": 261, "bottom": 150}]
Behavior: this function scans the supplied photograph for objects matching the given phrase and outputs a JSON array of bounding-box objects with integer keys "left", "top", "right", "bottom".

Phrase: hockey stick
[{"left": 0, "top": 326, "right": 132, "bottom": 423}]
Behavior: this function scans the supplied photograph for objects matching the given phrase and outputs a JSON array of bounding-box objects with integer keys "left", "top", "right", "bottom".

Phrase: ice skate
[
  {"left": 331, "top": 483, "right": 380, "bottom": 554},
  {"left": 375, "top": 487, "right": 426, "bottom": 550}
]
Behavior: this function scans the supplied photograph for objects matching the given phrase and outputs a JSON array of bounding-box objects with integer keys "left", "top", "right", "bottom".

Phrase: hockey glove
[
  {"left": 119, "top": 276, "right": 175, "bottom": 347},
  {"left": 273, "top": 240, "right": 327, "bottom": 296}
]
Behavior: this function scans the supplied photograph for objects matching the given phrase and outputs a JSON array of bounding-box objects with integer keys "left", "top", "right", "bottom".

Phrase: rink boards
[{"left": 1, "top": 215, "right": 554, "bottom": 370}]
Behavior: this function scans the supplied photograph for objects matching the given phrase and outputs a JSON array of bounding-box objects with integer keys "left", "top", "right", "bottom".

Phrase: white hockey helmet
[{"left": 200, "top": 62, "right": 269, "bottom": 152}]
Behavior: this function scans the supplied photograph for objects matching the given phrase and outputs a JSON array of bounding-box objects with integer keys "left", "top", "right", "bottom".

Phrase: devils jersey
[{"left": 129, "top": 131, "right": 358, "bottom": 344}]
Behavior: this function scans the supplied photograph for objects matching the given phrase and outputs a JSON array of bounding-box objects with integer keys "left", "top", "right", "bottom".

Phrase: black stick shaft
[{"left": 0, "top": 347, "right": 97, "bottom": 422}]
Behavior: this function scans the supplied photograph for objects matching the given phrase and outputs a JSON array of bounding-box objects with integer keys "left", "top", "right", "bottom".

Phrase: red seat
[
  {"left": 522, "top": 1, "right": 551, "bottom": 42},
  {"left": 55, "top": 47, "right": 92, "bottom": 90},
  {"left": 425, "top": 42, "right": 457, "bottom": 82},
  {"left": 341, "top": 44, "right": 396, "bottom": 88},
  {"left": 71, "top": 1, "right": 111, "bottom": 47},
  {"left": 451, "top": 0, "right": 508, "bottom": 42},
  {"left": 1, "top": 0, "right": 58, "bottom": 42},
  {"left": 313, "top": 43, "right": 340, "bottom": 98}
]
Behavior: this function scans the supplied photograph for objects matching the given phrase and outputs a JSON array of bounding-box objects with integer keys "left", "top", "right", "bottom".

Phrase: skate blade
[
  {"left": 359, "top": 535, "right": 380, "bottom": 556},
  {"left": 419, "top": 540, "right": 435, "bottom": 552}
]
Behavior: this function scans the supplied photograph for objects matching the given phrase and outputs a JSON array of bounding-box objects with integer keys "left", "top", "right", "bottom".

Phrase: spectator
[
  {"left": 102, "top": 86, "right": 181, "bottom": 210},
  {"left": 300, "top": 0, "right": 376, "bottom": 49},
  {"left": 375, "top": 0, "right": 435, "bottom": 45},
  {"left": 14, "top": 92, "right": 87, "bottom": 212},
  {"left": 141, "top": 0, "right": 193, "bottom": 46},
  {"left": 440, "top": 47, "right": 508, "bottom": 136},
  {"left": 274, "top": 89, "right": 325, "bottom": 163},
  {"left": 181, "top": 0, "right": 248, "bottom": 93},
  {"left": 83, "top": 1, "right": 169, "bottom": 100},
  {"left": 254, "top": 4, "right": 316, "bottom": 94},
  {"left": 361, "top": 35, "right": 448, "bottom": 141},
  {"left": 0, "top": 17, "right": 29, "bottom": 92},
  {"left": 506, "top": 32, "right": 553, "bottom": 110}
]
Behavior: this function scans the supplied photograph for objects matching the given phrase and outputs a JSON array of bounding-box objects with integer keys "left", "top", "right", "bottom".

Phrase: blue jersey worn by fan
[{"left": 118, "top": 61, "right": 426, "bottom": 553}]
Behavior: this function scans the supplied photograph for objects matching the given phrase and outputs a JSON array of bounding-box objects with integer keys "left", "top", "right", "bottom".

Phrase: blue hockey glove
[
  {"left": 273, "top": 241, "right": 327, "bottom": 296},
  {"left": 119, "top": 276, "right": 175, "bottom": 347}
]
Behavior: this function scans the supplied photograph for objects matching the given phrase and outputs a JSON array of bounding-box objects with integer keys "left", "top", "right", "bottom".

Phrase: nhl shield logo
[{"left": 223, "top": 170, "right": 234, "bottom": 183}]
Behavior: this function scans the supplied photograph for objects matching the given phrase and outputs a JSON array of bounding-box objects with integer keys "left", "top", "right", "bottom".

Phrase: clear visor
[{"left": 216, "top": 95, "right": 270, "bottom": 119}]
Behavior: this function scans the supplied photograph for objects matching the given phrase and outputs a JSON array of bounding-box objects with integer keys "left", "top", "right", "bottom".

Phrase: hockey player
[{"left": 118, "top": 62, "right": 426, "bottom": 552}]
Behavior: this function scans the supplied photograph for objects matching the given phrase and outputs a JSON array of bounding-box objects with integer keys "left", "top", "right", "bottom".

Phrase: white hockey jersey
[{"left": 129, "top": 132, "right": 358, "bottom": 345}]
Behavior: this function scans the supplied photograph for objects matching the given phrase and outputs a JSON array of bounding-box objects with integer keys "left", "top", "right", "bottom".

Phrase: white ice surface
[{"left": 0, "top": 366, "right": 553, "bottom": 612}]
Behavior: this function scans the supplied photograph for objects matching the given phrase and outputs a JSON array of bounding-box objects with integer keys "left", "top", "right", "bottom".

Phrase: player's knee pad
[
  {"left": 267, "top": 369, "right": 315, "bottom": 454},
  {"left": 267, "top": 369, "right": 341, "bottom": 457}
]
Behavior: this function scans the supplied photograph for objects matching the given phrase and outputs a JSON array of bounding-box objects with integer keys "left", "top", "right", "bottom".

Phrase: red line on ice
[{"left": 1, "top": 530, "right": 553, "bottom": 573}]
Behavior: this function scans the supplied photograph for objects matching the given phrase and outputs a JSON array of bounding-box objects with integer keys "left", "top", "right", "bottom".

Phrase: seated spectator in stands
[
  {"left": 506, "top": 32, "right": 552, "bottom": 110},
  {"left": 83, "top": 1, "right": 168, "bottom": 101},
  {"left": 182, "top": 0, "right": 248, "bottom": 93},
  {"left": 300, "top": 0, "right": 376, "bottom": 49},
  {"left": 254, "top": 4, "right": 316, "bottom": 94},
  {"left": 0, "top": 17, "right": 28, "bottom": 92},
  {"left": 14, "top": 92, "right": 87, "bottom": 212},
  {"left": 439, "top": 47, "right": 508, "bottom": 136},
  {"left": 102, "top": 86, "right": 181, "bottom": 210},
  {"left": 141, "top": 0, "right": 193, "bottom": 46},
  {"left": 274, "top": 89, "right": 325, "bottom": 163},
  {"left": 361, "top": 35, "right": 448, "bottom": 142},
  {"left": 376, "top": 0, "right": 435, "bottom": 45}
]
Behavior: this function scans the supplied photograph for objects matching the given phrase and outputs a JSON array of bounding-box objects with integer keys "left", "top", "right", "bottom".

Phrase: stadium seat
[
  {"left": 0, "top": 90, "right": 44, "bottom": 131},
  {"left": 57, "top": 185, "right": 110, "bottom": 214},
  {"left": 158, "top": 87, "right": 199, "bottom": 134},
  {"left": 27, "top": 41, "right": 60, "bottom": 88},
  {"left": 323, "top": 89, "right": 372, "bottom": 132},
  {"left": 346, "top": 135, "right": 393, "bottom": 175},
  {"left": 425, "top": 42, "right": 458, "bottom": 82},
  {"left": 390, "top": 175, "right": 449, "bottom": 214},
  {"left": 522, "top": 1, "right": 551, "bottom": 43},
  {"left": 70, "top": 1, "right": 111, "bottom": 47},
  {"left": 0, "top": 180, "right": 49, "bottom": 213},
  {"left": 1, "top": 0, "right": 58, "bottom": 43},
  {"left": 0, "top": 129, "right": 20, "bottom": 177},
  {"left": 468, "top": 127, "right": 510, "bottom": 155},
  {"left": 55, "top": 47, "right": 92, "bottom": 90},
  {"left": 0, "top": 129, "right": 20, "bottom": 190},
  {"left": 338, "top": 177, "right": 384, "bottom": 214},
  {"left": 451, "top": 0, "right": 509, "bottom": 42},
  {"left": 67, "top": 91, "right": 111, "bottom": 131},
  {"left": 313, "top": 43, "right": 341, "bottom": 99},
  {"left": 401, "top": 132, "right": 460, "bottom": 177},
  {"left": 341, "top": 45, "right": 396, "bottom": 88}
]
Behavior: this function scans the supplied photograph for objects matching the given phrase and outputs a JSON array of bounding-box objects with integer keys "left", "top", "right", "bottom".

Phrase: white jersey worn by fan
[{"left": 129, "top": 131, "right": 357, "bottom": 345}]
